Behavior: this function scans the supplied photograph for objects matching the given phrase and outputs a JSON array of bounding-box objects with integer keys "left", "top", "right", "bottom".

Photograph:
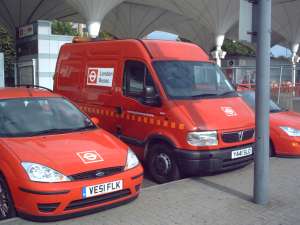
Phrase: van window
[{"left": 123, "top": 60, "right": 156, "bottom": 100}]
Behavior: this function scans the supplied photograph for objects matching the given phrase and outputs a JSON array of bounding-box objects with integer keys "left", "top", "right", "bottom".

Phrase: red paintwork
[
  {"left": 0, "top": 87, "right": 61, "bottom": 99},
  {"left": 143, "top": 40, "right": 209, "bottom": 61},
  {"left": 0, "top": 88, "right": 143, "bottom": 218},
  {"left": 270, "top": 111, "right": 300, "bottom": 156},
  {"left": 54, "top": 39, "right": 255, "bottom": 159}
]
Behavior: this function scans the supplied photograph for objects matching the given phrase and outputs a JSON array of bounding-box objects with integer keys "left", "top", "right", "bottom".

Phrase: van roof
[
  {"left": 141, "top": 40, "right": 209, "bottom": 61},
  {"left": 0, "top": 88, "right": 60, "bottom": 100},
  {"left": 68, "top": 39, "right": 209, "bottom": 61}
]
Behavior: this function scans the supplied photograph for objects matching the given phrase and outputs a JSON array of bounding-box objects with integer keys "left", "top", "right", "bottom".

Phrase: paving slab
[{"left": 2, "top": 158, "right": 300, "bottom": 225}]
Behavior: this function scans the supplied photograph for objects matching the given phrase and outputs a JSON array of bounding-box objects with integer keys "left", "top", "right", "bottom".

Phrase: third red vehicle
[{"left": 240, "top": 91, "right": 300, "bottom": 157}]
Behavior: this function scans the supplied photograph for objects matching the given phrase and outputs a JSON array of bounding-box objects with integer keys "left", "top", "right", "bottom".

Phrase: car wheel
[
  {"left": 0, "top": 176, "right": 15, "bottom": 220},
  {"left": 147, "top": 143, "right": 181, "bottom": 184},
  {"left": 269, "top": 141, "right": 275, "bottom": 157}
]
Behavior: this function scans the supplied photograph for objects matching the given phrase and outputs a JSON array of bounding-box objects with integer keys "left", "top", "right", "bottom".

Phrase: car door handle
[{"left": 115, "top": 106, "right": 122, "bottom": 115}]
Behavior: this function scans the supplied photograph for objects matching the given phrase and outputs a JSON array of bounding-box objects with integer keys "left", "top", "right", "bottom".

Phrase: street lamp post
[{"left": 254, "top": 0, "right": 272, "bottom": 205}]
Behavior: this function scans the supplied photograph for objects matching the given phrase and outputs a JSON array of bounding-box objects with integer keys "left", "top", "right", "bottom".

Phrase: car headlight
[
  {"left": 21, "top": 162, "right": 71, "bottom": 183},
  {"left": 280, "top": 126, "right": 300, "bottom": 137},
  {"left": 187, "top": 131, "right": 218, "bottom": 146},
  {"left": 125, "top": 148, "right": 139, "bottom": 170}
]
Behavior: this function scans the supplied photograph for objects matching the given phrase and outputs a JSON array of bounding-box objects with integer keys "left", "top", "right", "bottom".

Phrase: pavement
[{"left": 2, "top": 157, "right": 300, "bottom": 225}]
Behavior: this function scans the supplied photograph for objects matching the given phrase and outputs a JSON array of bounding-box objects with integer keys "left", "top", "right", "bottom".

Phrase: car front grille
[
  {"left": 222, "top": 129, "right": 255, "bottom": 143},
  {"left": 37, "top": 203, "right": 60, "bottom": 213},
  {"left": 65, "top": 189, "right": 131, "bottom": 211},
  {"left": 70, "top": 167, "right": 124, "bottom": 181}
]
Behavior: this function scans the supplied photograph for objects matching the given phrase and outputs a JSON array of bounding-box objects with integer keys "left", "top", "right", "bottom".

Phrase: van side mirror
[
  {"left": 144, "top": 86, "right": 161, "bottom": 107},
  {"left": 91, "top": 117, "right": 100, "bottom": 126}
]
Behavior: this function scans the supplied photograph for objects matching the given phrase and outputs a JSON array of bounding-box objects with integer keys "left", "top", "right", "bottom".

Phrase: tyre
[
  {"left": 269, "top": 141, "right": 276, "bottom": 157},
  {"left": 147, "top": 143, "right": 181, "bottom": 184},
  {"left": 0, "top": 175, "right": 15, "bottom": 220}
]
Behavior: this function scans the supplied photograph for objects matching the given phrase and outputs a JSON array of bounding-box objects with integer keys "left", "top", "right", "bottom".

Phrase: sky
[
  {"left": 147, "top": 31, "right": 292, "bottom": 58},
  {"left": 271, "top": 45, "right": 291, "bottom": 58},
  {"left": 146, "top": 31, "right": 177, "bottom": 40}
]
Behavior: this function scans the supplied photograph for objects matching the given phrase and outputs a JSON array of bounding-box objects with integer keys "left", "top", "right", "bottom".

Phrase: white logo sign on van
[
  {"left": 77, "top": 150, "right": 104, "bottom": 164},
  {"left": 221, "top": 106, "right": 237, "bottom": 117},
  {"left": 87, "top": 67, "right": 114, "bottom": 87}
]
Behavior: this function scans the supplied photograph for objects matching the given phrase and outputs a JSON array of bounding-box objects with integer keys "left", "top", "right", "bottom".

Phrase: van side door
[{"left": 116, "top": 60, "right": 164, "bottom": 157}]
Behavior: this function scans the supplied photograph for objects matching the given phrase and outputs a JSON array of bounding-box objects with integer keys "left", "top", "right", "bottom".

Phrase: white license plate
[
  {"left": 231, "top": 147, "right": 253, "bottom": 159},
  {"left": 82, "top": 180, "right": 123, "bottom": 199}
]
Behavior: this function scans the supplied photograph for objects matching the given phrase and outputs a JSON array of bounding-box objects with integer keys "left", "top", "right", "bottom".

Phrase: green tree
[
  {"left": 99, "top": 31, "right": 114, "bottom": 40},
  {"left": 222, "top": 39, "right": 256, "bottom": 56},
  {"left": 51, "top": 20, "right": 79, "bottom": 36},
  {"left": 0, "top": 25, "right": 15, "bottom": 76},
  {"left": 51, "top": 21, "right": 114, "bottom": 40}
]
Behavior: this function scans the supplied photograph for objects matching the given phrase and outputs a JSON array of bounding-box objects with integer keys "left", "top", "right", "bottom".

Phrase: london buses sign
[{"left": 87, "top": 67, "right": 114, "bottom": 87}]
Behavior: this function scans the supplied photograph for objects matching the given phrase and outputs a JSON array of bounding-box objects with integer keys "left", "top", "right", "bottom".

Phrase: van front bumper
[{"left": 174, "top": 144, "right": 255, "bottom": 175}]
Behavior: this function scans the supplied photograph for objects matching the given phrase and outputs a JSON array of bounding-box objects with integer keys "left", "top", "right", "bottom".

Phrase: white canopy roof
[
  {"left": 272, "top": 0, "right": 300, "bottom": 47},
  {"left": 102, "top": 2, "right": 215, "bottom": 52},
  {"left": 66, "top": 0, "right": 123, "bottom": 23},
  {"left": 0, "top": 0, "right": 299, "bottom": 53},
  {"left": 129, "top": 0, "right": 240, "bottom": 36},
  {"left": 0, "top": 0, "right": 78, "bottom": 35}
]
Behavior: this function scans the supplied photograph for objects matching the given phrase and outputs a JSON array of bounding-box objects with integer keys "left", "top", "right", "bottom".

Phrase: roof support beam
[{"left": 26, "top": 0, "right": 46, "bottom": 24}]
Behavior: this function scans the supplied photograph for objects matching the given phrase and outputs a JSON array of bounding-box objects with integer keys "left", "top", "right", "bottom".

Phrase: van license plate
[
  {"left": 82, "top": 180, "right": 123, "bottom": 199},
  {"left": 231, "top": 147, "right": 252, "bottom": 159}
]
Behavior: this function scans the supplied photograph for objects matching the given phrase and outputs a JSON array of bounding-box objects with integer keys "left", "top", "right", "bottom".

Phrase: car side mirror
[
  {"left": 144, "top": 86, "right": 161, "bottom": 107},
  {"left": 91, "top": 117, "right": 100, "bottom": 126}
]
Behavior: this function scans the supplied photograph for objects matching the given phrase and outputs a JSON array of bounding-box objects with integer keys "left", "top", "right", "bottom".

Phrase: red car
[
  {"left": 0, "top": 87, "right": 143, "bottom": 221},
  {"left": 240, "top": 91, "right": 300, "bottom": 156}
]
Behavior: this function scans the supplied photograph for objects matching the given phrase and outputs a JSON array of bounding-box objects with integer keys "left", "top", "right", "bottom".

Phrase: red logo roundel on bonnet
[{"left": 77, "top": 151, "right": 104, "bottom": 164}]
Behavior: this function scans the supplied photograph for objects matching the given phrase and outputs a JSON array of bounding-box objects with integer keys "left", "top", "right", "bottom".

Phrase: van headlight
[
  {"left": 125, "top": 148, "right": 139, "bottom": 170},
  {"left": 280, "top": 126, "right": 300, "bottom": 137},
  {"left": 187, "top": 131, "right": 218, "bottom": 146},
  {"left": 21, "top": 162, "right": 71, "bottom": 183}
]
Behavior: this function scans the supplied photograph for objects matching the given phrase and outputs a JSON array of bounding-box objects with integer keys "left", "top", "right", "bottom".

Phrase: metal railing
[{"left": 222, "top": 65, "right": 300, "bottom": 111}]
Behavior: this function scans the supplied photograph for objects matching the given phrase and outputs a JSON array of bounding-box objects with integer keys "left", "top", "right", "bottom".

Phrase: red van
[
  {"left": 0, "top": 87, "right": 142, "bottom": 221},
  {"left": 54, "top": 39, "right": 255, "bottom": 183}
]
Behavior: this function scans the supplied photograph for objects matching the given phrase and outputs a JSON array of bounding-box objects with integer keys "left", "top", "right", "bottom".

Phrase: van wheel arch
[
  {"left": 145, "top": 139, "right": 181, "bottom": 183},
  {"left": 145, "top": 135, "right": 176, "bottom": 160}
]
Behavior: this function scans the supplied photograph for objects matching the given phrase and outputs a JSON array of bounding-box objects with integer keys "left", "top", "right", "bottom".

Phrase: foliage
[
  {"left": 51, "top": 20, "right": 114, "bottom": 40},
  {"left": 99, "top": 31, "right": 114, "bottom": 40},
  {"left": 51, "top": 20, "right": 79, "bottom": 36},
  {"left": 0, "top": 25, "right": 15, "bottom": 75},
  {"left": 222, "top": 39, "right": 256, "bottom": 57}
]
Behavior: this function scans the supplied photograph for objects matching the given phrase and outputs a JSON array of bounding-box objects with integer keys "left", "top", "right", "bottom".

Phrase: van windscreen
[{"left": 153, "top": 61, "right": 236, "bottom": 99}]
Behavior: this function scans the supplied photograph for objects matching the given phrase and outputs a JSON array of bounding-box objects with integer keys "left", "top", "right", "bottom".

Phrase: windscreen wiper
[
  {"left": 219, "top": 91, "right": 237, "bottom": 96},
  {"left": 31, "top": 128, "right": 76, "bottom": 136},
  {"left": 191, "top": 93, "right": 218, "bottom": 98},
  {"left": 71, "top": 124, "right": 96, "bottom": 132},
  {"left": 270, "top": 109, "right": 284, "bottom": 113},
  {"left": 31, "top": 126, "right": 95, "bottom": 136}
]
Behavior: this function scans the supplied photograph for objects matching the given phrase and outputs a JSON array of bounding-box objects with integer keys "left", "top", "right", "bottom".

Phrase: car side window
[{"left": 123, "top": 60, "right": 156, "bottom": 101}]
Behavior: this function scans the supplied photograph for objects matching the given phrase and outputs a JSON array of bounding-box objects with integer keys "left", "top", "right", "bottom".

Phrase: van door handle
[{"left": 115, "top": 106, "right": 122, "bottom": 115}]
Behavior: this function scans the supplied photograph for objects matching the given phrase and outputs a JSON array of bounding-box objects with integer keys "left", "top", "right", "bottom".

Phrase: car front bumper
[
  {"left": 175, "top": 144, "right": 255, "bottom": 175},
  {"left": 14, "top": 165, "right": 143, "bottom": 221}
]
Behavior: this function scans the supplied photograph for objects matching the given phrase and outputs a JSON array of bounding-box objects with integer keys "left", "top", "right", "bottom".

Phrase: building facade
[{"left": 16, "top": 21, "right": 73, "bottom": 89}]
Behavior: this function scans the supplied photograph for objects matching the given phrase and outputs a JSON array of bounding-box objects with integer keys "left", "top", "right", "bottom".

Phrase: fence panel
[{"left": 222, "top": 65, "right": 300, "bottom": 111}]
